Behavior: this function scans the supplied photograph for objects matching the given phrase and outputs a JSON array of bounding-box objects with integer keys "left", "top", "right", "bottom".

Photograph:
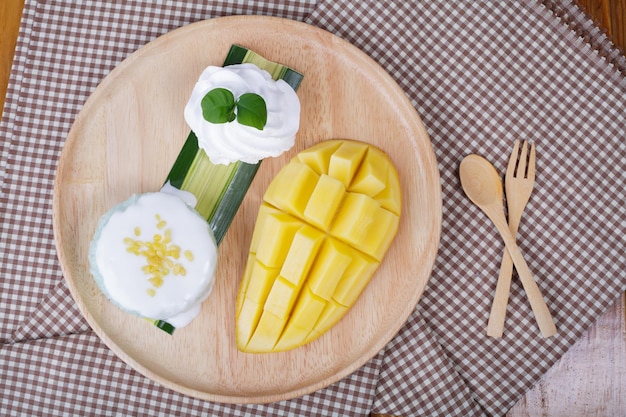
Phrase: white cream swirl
[{"left": 184, "top": 63, "right": 301, "bottom": 165}]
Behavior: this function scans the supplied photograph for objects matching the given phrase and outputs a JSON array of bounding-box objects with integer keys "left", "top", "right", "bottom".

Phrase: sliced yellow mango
[
  {"left": 236, "top": 297, "right": 263, "bottom": 348},
  {"left": 274, "top": 324, "right": 311, "bottom": 352},
  {"left": 353, "top": 206, "right": 400, "bottom": 261},
  {"left": 373, "top": 164, "right": 402, "bottom": 216},
  {"left": 264, "top": 277, "right": 297, "bottom": 319},
  {"left": 236, "top": 139, "right": 401, "bottom": 353},
  {"left": 328, "top": 141, "right": 368, "bottom": 187},
  {"left": 264, "top": 160, "right": 319, "bottom": 218},
  {"left": 279, "top": 225, "right": 324, "bottom": 287},
  {"left": 297, "top": 140, "right": 342, "bottom": 175},
  {"left": 349, "top": 147, "right": 389, "bottom": 196},
  {"left": 254, "top": 211, "right": 302, "bottom": 268},
  {"left": 274, "top": 288, "right": 327, "bottom": 351},
  {"left": 236, "top": 255, "right": 256, "bottom": 315},
  {"left": 245, "top": 260, "right": 280, "bottom": 305},
  {"left": 245, "top": 311, "right": 286, "bottom": 353},
  {"left": 304, "top": 174, "right": 346, "bottom": 230},
  {"left": 332, "top": 251, "right": 380, "bottom": 307},
  {"left": 307, "top": 238, "right": 352, "bottom": 300},
  {"left": 289, "top": 286, "right": 327, "bottom": 329},
  {"left": 307, "top": 299, "right": 348, "bottom": 339},
  {"left": 330, "top": 192, "right": 380, "bottom": 247},
  {"left": 248, "top": 203, "right": 281, "bottom": 254}
]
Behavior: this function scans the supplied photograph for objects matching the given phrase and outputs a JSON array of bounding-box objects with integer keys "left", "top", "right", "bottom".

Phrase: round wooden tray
[{"left": 53, "top": 15, "right": 441, "bottom": 404}]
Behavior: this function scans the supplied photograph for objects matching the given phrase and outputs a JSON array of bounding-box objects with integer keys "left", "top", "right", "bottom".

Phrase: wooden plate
[{"left": 53, "top": 15, "right": 441, "bottom": 404}]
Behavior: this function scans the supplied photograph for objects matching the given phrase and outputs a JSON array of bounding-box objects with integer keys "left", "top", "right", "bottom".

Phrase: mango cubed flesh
[
  {"left": 332, "top": 251, "right": 380, "bottom": 307},
  {"left": 236, "top": 255, "right": 256, "bottom": 315},
  {"left": 236, "top": 139, "right": 401, "bottom": 353},
  {"left": 264, "top": 161, "right": 319, "bottom": 218},
  {"left": 245, "top": 311, "right": 286, "bottom": 353},
  {"left": 288, "top": 286, "right": 327, "bottom": 330},
  {"left": 307, "top": 238, "right": 353, "bottom": 300},
  {"left": 330, "top": 192, "right": 380, "bottom": 247},
  {"left": 274, "top": 324, "right": 312, "bottom": 352},
  {"left": 296, "top": 140, "right": 342, "bottom": 175},
  {"left": 307, "top": 299, "right": 349, "bottom": 339},
  {"left": 236, "top": 297, "right": 263, "bottom": 348},
  {"left": 254, "top": 211, "right": 302, "bottom": 268},
  {"left": 328, "top": 141, "right": 368, "bottom": 187},
  {"left": 349, "top": 147, "right": 389, "bottom": 196},
  {"left": 304, "top": 174, "right": 346, "bottom": 230},
  {"left": 274, "top": 287, "right": 327, "bottom": 351},
  {"left": 352, "top": 206, "right": 400, "bottom": 261},
  {"left": 264, "top": 277, "right": 298, "bottom": 319},
  {"left": 248, "top": 203, "right": 281, "bottom": 254},
  {"left": 279, "top": 225, "right": 324, "bottom": 287},
  {"left": 244, "top": 260, "right": 280, "bottom": 305},
  {"left": 374, "top": 165, "right": 402, "bottom": 216}
]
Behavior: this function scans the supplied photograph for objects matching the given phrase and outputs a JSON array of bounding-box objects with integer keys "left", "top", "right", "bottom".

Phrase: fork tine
[
  {"left": 507, "top": 140, "right": 520, "bottom": 178},
  {"left": 527, "top": 142, "right": 536, "bottom": 181},
  {"left": 517, "top": 140, "right": 529, "bottom": 178}
]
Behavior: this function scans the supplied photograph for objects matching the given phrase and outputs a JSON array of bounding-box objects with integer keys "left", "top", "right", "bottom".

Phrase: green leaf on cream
[
  {"left": 201, "top": 88, "right": 267, "bottom": 130},
  {"left": 236, "top": 93, "right": 267, "bottom": 130},
  {"left": 201, "top": 88, "right": 236, "bottom": 123}
]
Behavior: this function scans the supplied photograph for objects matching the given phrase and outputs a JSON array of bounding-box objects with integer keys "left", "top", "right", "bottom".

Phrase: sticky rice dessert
[
  {"left": 87, "top": 48, "right": 302, "bottom": 334},
  {"left": 89, "top": 192, "right": 218, "bottom": 329}
]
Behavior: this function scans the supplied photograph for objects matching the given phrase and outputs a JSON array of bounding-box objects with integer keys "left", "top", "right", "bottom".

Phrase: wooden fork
[{"left": 487, "top": 140, "right": 537, "bottom": 338}]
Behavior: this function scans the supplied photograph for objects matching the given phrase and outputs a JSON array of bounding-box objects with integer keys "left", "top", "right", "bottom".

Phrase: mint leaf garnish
[
  {"left": 200, "top": 88, "right": 267, "bottom": 130},
  {"left": 236, "top": 93, "right": 267, "bottom": 130},
  {"left": 201, "top": 88, "right": 236, "bottom": 123}
]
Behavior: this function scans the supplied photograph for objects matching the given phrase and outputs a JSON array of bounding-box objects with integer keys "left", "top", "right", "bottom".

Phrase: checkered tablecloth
[{"left": 1, "top": 1, "right": 625, "bottom": 416}]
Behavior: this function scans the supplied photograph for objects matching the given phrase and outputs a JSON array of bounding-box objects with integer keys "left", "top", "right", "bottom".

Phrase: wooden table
[
  {"left": 1, "top": 1, "right": 624, "bottom": 415},
  {"left": 0, "top": 0, "right": 24, "bottom": 109}
]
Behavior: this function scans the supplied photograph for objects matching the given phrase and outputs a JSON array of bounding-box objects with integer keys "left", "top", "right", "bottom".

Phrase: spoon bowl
[{"left": 459, "top": 154, "right": 503, "bottom": 207}]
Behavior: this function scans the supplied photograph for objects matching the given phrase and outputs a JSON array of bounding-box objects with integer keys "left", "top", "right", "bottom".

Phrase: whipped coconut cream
[
  {"left": 184, "top": 63, "right": 300, "bottom": 165},
  {"left": 89, "top": 192, "right": 218, "bottom": 327}
]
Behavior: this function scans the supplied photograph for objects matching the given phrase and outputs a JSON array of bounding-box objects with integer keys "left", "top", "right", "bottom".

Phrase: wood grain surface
[
  {"left": 1, "top": 0, "right": 624, "bottom": 415},
  {"left": 0, "top": 0, "right": 24, "bottom": 113},
  {"left": 52, "top": 16, "right": 441, "bottom": 403}
]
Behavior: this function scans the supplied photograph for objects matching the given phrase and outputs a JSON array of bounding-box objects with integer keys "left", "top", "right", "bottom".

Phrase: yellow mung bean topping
[{"left": 123, "top": 213, "right": 195, "bottom": 295}]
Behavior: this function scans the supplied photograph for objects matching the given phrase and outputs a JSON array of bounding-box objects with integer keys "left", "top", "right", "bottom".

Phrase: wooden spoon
[{"left": 459, "top": 154, "right": 556, "bottom": 337}]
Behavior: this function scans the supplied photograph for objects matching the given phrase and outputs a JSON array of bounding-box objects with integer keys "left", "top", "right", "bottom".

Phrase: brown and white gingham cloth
[{"left": 1, "top": 1, "right": 624, "bottom": 416}]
